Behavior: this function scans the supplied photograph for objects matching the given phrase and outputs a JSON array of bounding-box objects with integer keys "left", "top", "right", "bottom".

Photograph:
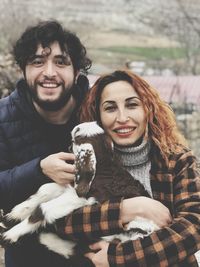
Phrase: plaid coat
[{"left": 58, "top": 147, "right": 200, "bottom": 267}]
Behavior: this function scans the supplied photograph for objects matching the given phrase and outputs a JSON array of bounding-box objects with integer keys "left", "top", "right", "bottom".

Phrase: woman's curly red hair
[{"left": 80, "top": 70, "right": 187, "bottom": 161}]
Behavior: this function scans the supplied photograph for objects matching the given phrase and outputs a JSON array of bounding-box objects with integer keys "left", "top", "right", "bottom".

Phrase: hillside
[{"left": 0, "top": 0, "right": 200, "bottom": 74}]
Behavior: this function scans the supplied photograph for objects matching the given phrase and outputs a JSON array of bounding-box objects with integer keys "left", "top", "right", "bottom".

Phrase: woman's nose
[{"left": 116, "top": 111, "right": 130, "bottom": 123}]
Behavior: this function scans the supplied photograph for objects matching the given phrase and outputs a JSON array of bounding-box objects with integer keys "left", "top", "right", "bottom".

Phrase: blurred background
[{"left": 0, "top": 1, "right": 200, "bottom": 265}]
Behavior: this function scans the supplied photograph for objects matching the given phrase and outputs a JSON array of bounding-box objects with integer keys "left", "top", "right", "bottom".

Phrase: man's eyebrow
[
  {"left": 54, "top": 54, "right": 70, "bottom": 59},
  {"left": 30, "top": 55, "right": 44, "bottom": 59},
  {"left": 27, "top": 55, "right": 44, "bottom": 62}
]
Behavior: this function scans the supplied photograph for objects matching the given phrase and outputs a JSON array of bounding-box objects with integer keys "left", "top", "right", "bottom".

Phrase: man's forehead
[{"left": 35, "top": 42, "right": 68, "bottom": 57}]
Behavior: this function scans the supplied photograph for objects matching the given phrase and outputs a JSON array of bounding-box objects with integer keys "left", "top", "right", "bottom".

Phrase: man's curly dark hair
[{"left": 13, "top": 20, "right": 92, "bottom": 73}]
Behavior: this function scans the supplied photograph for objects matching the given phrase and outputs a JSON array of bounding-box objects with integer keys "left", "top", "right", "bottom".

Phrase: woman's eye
[
  {"left": 104, "top": 106, "right": 116, "bottom": 112},
  {"left": 127, "top": 102, "right": 138, "bottom": 108}
]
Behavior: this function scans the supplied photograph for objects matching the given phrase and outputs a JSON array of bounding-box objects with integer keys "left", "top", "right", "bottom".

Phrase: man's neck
[{"left": 33, "top": 96, "right": 76, "bottom": 125}]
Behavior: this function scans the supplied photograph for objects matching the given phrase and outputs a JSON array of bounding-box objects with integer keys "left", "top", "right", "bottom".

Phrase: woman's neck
[
  {"left": 114, "top": 138, "right": 153, "bottom": 197},
  {"left": 114, "top": 138, "right": 151, "bottom": 167}
]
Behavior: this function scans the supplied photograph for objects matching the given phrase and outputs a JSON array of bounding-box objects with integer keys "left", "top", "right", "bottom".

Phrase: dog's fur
[{"left": 0, "top": 121, "right": 159, "bottom": 264}]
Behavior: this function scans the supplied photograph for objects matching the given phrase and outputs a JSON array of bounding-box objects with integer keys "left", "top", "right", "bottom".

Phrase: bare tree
[
  {"left": 0, "top": 0, "right": 37, "bottom": 52},
  {"left": 127, "top": 0, "right": 200, "bottom": 75}
]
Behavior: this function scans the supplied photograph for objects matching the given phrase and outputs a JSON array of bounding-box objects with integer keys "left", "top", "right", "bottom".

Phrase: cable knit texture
[{"left": 114, "top": 139, "right": 153, "bottom": 197}]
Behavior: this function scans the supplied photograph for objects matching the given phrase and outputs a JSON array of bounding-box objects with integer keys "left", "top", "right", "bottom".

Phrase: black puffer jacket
[{"left": 0, "top": 76, "right": 89, "bottom": 267}]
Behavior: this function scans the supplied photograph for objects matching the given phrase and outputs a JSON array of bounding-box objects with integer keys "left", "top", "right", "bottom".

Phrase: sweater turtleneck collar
[{"left": 114, "top": 138, "right": 151, "bottom": 167}]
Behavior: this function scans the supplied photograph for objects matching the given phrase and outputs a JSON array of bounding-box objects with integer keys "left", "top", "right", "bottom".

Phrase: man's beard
[{"left": 27, "top": 82, "right": 74, "bottom": 111}]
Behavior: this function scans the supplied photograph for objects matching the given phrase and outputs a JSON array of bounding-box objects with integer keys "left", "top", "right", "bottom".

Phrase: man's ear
[
  {"left": 74, "top": 71, "right": 80, "bottom": 84},
  {"left": 22, "top": 69, "right": 26, "bottom": 78}
]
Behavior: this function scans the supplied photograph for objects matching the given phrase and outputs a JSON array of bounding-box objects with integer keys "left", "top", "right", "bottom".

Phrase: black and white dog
[{"left": 0, "top": 122, "right": 159, "bottom": 260}]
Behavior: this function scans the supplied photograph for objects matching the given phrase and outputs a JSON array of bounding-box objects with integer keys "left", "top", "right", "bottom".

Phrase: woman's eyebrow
[
  {"left": 102, "top": 96, "right": 141, "bottom": 106},
  {"left": 125, "top": 96, "right": 141, "bottom": 101},
  {"left": 101, "top": 100, "right": 116, "bottom": 106}
]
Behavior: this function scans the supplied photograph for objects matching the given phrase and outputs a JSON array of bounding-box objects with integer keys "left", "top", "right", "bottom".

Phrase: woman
[{"left": 57, "top": 70, "right": 200, "bottom": 266}]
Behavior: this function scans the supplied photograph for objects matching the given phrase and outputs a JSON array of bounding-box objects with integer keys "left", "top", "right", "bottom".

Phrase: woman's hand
[
  {"left": 121, "top": 196, "right": 172, "bottom": 228},
  {"left": 85, "top": 240, "right": 110, "bottom": 267}
]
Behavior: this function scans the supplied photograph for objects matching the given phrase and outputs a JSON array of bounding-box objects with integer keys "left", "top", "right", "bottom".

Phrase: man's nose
[{"left": 43, "top": 62, "right": 56, "bottom": 77}]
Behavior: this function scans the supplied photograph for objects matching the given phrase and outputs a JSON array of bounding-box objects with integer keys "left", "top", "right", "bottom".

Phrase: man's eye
[
  {"left": 56, "top": 58, "right": 71, "bottom": 66},
  {"left": 56, "top": 59, "right": 65, "bottom": 65},
  {"left": 30, "top": 59, "right": 43, "bottom": 66}
]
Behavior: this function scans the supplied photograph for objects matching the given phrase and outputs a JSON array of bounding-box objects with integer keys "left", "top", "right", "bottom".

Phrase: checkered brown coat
[{"left": 59, "top": 148, "right": 200, "bottom": 267}]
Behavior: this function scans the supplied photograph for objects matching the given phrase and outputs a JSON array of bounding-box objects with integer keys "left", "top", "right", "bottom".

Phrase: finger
[
  {"left": 58, "top": 161, "right": 76, "bottom": 173},
  {"left": 89, "top": 240, "right": 105, "bottom": 250},
  {"left": 58, "top": 152, "right": 75, "bottom": 161},
  {"left": 63, "top": 173, "right": 75, "bottom": 182},
  {"left": 84, "top": 252, "right": 95, "bottom": 260},
  {"left": 64, "top": 163, "right": 76, "bottom": 173},
  {"left": 58, "top": 173, "right": 75, "bottom": 184},
  {"left": 167, "top": 215, "right": 172, "bottom": 224}
]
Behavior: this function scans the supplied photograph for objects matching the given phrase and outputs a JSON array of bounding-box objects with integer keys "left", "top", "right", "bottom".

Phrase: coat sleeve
[
  {"left": 58, "top": 150, "right": 200, "bottom": 266},
  {"left": 57, "top": 199, "right": 123, "bottom": 240},
  {"left": 107, "top": 150, "right": 200, "bottom": 266},
  {"left": 0, "top": 126, "right": 49, "bottom": 212}
]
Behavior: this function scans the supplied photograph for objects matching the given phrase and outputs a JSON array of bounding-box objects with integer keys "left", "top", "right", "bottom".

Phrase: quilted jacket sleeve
[
  {"left": 0, "top": 126, "right": 49, "bottom": 212},
  {"left": 107, "top": 150, "right": 200, "bottom": 266}
]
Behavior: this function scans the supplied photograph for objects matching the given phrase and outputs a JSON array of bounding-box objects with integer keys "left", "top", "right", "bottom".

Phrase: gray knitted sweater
[{"left": 114, "top": 139, "right": 153, "bottom": 197}]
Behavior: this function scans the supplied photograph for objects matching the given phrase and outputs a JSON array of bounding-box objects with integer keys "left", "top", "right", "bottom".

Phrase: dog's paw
[
  {"left": 127, "top": 217, "right": 159, "bottom": 235},
  {"left": 0, "top": 218, "right": 41, "bottom": 244},
  {"left": 0, "top": 226, "right": 22, "bottom": 246},
  {"left": 2, "top": 213, "right": 20, "bottom": 229},
  {"left": 0, "top": 210, "right": 15, "bottom": 229},
  {"left": 1, "top": 228, "right": 21, "bottom": 244},
  {"left": 0, "top": 222, "right": 7, "bottom": 234},
  {"left": 39, "top": 232, "right": 76, "bottom": 259},
  {"left": 0, "top": 233, "right": 11, "bottom": 247},
  {"left": 6, "top": 203, "right": 32, "bottom": 222},
  {"left": 85, "top": 197, "right": 97, "bottom": 206}
]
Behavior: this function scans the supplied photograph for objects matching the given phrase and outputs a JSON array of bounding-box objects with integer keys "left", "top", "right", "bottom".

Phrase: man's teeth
[
  {"left": 115, "top": 128, "right": 134, "bottom": 134},
  {"left": 42, "top": 83, "right": 58, "bottom": 88}
]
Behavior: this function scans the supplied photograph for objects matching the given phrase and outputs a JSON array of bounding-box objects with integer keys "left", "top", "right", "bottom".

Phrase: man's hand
[
  {"left": 121, "top": 196, "right": 172, "bottom": 228},
  {"left": 40, "top": 152, "right": 75, "bottom": 185},
  {"left": 85, "top": 240, "right": 110, "bottom": 267}
]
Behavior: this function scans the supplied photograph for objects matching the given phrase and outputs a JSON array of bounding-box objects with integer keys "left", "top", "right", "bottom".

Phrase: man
[{"left": 0, "top": 20, "right": 91, "bottom": 267}]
